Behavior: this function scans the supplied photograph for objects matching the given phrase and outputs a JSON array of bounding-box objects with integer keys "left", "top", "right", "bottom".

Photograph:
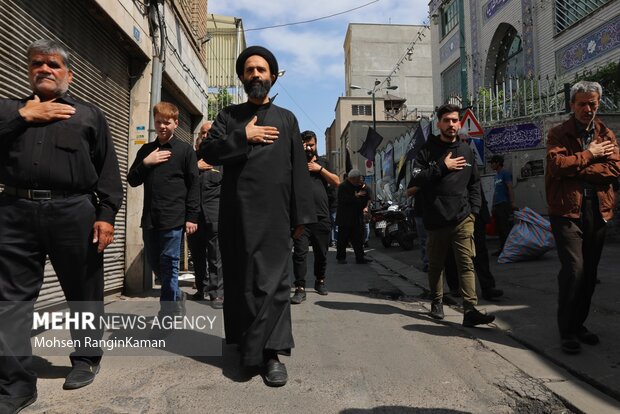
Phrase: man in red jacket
[{"left": 545, "top": 81, "right": 620, "bottom": 354}]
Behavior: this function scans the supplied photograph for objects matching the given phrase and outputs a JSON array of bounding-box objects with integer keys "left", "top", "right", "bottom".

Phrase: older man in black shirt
[{"left": 0, "top": 39, "right": 123, "bottom": 411}]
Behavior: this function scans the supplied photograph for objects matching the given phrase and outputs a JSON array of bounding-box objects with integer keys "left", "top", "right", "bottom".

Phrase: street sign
[
  {"left": 467, "top": 137, "right": 484, "bottom": 165},
  {"left": 460, "top": 109, "right": 484, "bottom": 136}
]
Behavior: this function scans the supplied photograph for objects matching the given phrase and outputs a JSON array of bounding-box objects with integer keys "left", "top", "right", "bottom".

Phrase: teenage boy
[{"left": 128, "top": 102, "right": 200, "bottom": 319}]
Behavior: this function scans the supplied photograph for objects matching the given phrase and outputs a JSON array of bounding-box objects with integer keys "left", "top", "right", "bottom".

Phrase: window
[
  {"left": 555, "top": 0, "right": 612, "bottom": 33},
  {"left": 441, "top": 0, "right": 459, "bottom": 37},
  {"left": 441, "top": 61, "right": 461, "bottom": 103},
  {"left": 352, "top": 105, "right": 372, "bottom": 116},
  {"left": 494, "top": 27, "right": 524, "bottom": 83}
]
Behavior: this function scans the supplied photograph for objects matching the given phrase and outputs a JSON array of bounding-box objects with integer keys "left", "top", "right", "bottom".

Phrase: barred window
[
  {"left": 555, "top": 0, "right": 612, "bottom": 33},
  {"left": 441, "top": 61, "right": 461, "bottom": 103},
  {"left": 352, "top": 105, "right": 372, "bottom": 116},
  {"left": 441, "top": 0, "right": 459, "bottom": 38}
]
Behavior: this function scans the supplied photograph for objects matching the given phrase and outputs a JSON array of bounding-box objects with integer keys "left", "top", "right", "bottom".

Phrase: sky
[{"left": 207, "top": 0, "right": 429, "bottom": 155}]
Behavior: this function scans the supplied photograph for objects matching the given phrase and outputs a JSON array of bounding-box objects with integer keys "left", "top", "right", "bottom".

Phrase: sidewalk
[{"left": 366, "top": 238, "right": 620, "bottom": 412}]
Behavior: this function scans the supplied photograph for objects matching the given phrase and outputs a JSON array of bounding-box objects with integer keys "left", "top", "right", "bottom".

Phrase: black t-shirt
[{"left": 309, "top": 156, "right": 331, "bottom": 218}]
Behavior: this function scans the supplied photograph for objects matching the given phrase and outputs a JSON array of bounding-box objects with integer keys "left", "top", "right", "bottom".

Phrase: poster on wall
[{"left": 485, "top": 123, "right": 542, "bottom": 153}]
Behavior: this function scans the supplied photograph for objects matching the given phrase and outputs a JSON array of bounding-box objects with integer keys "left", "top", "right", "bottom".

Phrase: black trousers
[
  {"left": 0, "top": 194, "right": 104, "bottom": 399},
  {"left": 473, "top": 217, "right": 496, "bottom": 291},
  {"left": 187, "top": 217, "right": 223, "bottom": 298},
  {"left": 336, "top": 221, "right": 365, "bottom": 262},
  {"left": 550, "top": 197, "right": 606, "bottom": 338},
  {"left": 292, "top": 217, "right": 331, "bottom": 287},
  {"left": 493, "top": 202, "right": 513, "bottom": 251}
]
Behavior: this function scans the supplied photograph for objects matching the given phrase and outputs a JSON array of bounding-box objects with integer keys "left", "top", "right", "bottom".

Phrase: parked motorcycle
[{"left": 374, "top": 202, "right": 416, "bottom": 250}]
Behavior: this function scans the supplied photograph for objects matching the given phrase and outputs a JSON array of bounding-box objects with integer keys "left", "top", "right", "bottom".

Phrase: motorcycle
[{"left": 375, "top": 202, "right": 416, "bottom": 250}]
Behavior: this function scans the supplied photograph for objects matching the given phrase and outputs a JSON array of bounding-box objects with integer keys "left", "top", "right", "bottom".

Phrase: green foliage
[
  {"left": 208, "top": 88, "right": 233, "bottom": 120},
  {"left": 574, "top": 61, "right": 619, "bottom": 105}
]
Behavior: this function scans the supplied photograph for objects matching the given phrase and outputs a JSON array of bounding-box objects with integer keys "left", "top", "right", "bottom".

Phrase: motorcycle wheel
[
  {"left": 398, "top": 235, "right": 414, "bottom": 251},
  {"left": 381, "top": 235, "right": 392, "bottom": 248}
]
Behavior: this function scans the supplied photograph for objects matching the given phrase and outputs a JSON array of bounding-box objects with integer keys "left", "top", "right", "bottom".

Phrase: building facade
[
  {"left": 327, "top": 23, "right": 434, "bottom": 197},
  {"left": 429, "top": 0, "right": 620, "bottom": 213},
  {"left": 0, "top": 0, "right": 210, "bottom": 306}
]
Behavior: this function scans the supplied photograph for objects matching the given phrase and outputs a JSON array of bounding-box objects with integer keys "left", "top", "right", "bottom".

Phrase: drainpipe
[{"left": 458, "top": 0, "right": 468, "bottom": 108}]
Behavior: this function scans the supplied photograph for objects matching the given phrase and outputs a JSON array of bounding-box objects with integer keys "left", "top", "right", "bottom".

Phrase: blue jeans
[{"left": 143, "top": 227, "right": 184, "bottom": 302}]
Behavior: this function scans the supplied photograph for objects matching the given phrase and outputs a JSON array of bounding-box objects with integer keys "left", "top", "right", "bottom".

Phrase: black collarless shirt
[
  {"left": 127, "top": 136, "right": 200, "bottom": 230},
  {"left": 0, "top": 94, "right": 123, "bottom": 224}
]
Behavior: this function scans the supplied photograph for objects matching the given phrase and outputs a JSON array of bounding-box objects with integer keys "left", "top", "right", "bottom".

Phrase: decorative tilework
[
  {"left": 483, "top": 0, "right": 512, "bottom": 22},
  {"left": 556, "top": 14, "right": 620, "bottom": 75},
  {"left": 521, "top": 0, "right": 535, "bottom": 77},
  {"left": 485, "top": 123, "right": 542, "bottom": 152},
  {"left": 470, "top": 0, "right": 481, "bottom": 91},
  {"left": 440, "top": 32, "right": 460, "bottom": 63}
]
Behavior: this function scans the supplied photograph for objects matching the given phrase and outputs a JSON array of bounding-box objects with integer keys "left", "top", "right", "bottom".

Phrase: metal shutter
[
  {"left": 161, "top": 87, "right": 195, "bottom": 147},
  {"left": 0, "top": 0, "right": 130, "bottom": 308}
]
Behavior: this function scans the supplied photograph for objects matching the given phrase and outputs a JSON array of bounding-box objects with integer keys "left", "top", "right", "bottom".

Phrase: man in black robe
[{"left": 199, "top": 46, "right": 315, "bottom": 387}]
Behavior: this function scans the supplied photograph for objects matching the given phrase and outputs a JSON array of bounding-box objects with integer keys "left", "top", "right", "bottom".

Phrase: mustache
[{"left": 35, "top": 74, "right": 55, "bottom": 82}]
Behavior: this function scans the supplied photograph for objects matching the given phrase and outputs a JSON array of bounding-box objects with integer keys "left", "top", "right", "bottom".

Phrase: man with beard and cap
[
  {"left": 546, "top": 81, "right": 620, "bottom": 354},
  {"left": 198, "top": 46, "right": 315, "bottom": 387}
]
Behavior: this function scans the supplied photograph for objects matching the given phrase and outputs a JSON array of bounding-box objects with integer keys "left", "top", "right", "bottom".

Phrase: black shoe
[
  {"left": 191, "top": 291, "right": 205, "bottom": 300},
  {"left": 491, "top": 250, "right": 501, "bottom": 257},
  {"left": 463, "top": 308, "right": 495, "bottom": 327},
  {"left": 290, "top": 288, "right": 307, "bottom": 304},
  {"left": 337, "top": 259, "right": 347, "bottom": 264},
  {"left": 263, "top": 359, "right": 288, "bottom": 387},
  {"left": 314, "top": 280, "right": 328, "bottom": 296},
  {"left": 355, "top": 258, "right": 373, "bottom": 264},
  {"left": 430, "top": 301, "right": 444, "bottom": 320},
  {"left": 363, "top": 241, "right": 369, "bottom": 248},
  {"left": 0, "top": 391, "right": 37, "bottom": 413},
  {"left": 63, "top": 361, "right": 100, "bottom": 390},
  {"left": 211, "top": 297, "right": 224, "bottom": 309},
  {"left": 482, "top": 288, "right": 504, "bottom": 301},
  {"left": 577, "top": 326, "right": 599, "bottom": 345},
  {"left": 561, "top": 336, "right": 581, "bottom": 354}
]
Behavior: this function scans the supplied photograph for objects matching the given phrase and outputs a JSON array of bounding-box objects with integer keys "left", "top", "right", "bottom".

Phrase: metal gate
[{"left": 0, "top": 0, "right": 130, "bottom": 308}]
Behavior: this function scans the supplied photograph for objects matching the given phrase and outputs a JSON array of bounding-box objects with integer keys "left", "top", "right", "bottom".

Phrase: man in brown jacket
[{"left": 546, "top": 80, "right": 620, "bottom": 354}]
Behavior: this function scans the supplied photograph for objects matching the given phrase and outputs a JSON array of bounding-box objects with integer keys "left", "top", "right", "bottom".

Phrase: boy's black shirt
[{"left": 127, "top": 137, "right": 200, "bottom": 230}]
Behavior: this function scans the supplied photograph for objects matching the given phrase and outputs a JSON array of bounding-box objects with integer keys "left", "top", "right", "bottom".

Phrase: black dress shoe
[
  {"left": 462, "top": 308, "right": 495, "bottom": 327},
  {"left": 561, "top": 336, "right": 581, "bottom": 354},
  {"left": 263, "top": 359, "right": 288, "bottom": 387},
  {"left": 355, "top": 258, "right": 373, "bottom": 264},
  {"left": 0, "top": 391, "right": 37, "bottom": 413},
  {"left": 63, "top": 361, "right": 100, "bottom": 390},
  {"left": 577, "top": 327, "right": 599, "bottom": 345}
]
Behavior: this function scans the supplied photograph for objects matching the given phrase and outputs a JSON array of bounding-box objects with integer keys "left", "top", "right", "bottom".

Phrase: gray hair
[
  {"left": 348, "top": 169, "right": 362, "bottom": 179},
  {"left": 27, "top": 39, "right": 71, "bottom": 69},
  {"left": 570, "top": 81, "right": 602, "bottom": 103}
]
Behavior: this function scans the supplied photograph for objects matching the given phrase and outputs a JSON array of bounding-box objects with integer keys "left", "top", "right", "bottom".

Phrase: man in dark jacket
[
  {"left": 291, "top": 130, "right": 340, "bottom": 303},
  {"left": 188, "top": 122, "right": 223, "bottom": 308},
  {"left": 336, "top": 169, "right": 372, "bottom": 264},
  {"left": 546, "top": 81, "right": 620, "bottom": 354},
  {"left": 411, "top": 104, "right": 494, "bottom": 327}
]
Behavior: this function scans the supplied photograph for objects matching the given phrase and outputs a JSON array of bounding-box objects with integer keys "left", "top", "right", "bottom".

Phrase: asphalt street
[{"left": 22, "top": 237, "right": 620, "bottom": 413}]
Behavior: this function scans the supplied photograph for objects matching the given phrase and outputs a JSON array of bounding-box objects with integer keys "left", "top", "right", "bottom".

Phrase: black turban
[{"left": 235, "top": 46, "right": 279, "bottom": 84}]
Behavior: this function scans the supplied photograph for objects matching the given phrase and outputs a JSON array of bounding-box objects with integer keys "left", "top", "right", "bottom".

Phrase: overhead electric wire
[
  {"left": 245, "top": 0, "right": 380, "bottom": 31},
  {"left": 275, "top": 80, "right": 321, "bottom": 131}
]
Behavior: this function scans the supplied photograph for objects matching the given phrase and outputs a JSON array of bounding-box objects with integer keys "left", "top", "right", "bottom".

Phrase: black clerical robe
[{"left": 200, "top": 101, "right": 315, "bottom": 366}]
